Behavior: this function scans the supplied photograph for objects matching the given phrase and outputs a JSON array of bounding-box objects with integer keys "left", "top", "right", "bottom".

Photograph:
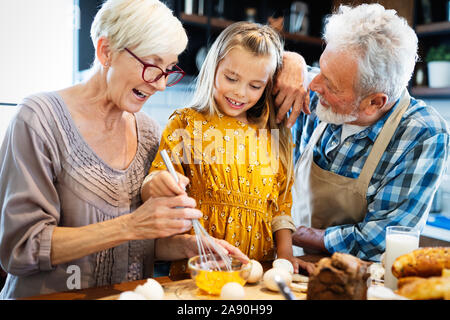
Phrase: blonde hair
[
  {"left": 90, "top": 0, "right": 187, "bottom": 63},
  {"left": 190, "top": 21, "right": 294, "bottom": 195}
]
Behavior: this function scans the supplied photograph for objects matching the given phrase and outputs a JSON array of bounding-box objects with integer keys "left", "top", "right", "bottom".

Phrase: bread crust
[
  {"left": 392, "top": 247, "right": 450, "bottom": 278},
  {"left": 397, "top": 276, "right": 425, "bottom": 289},
  {"left": 306, "top": 253, "right": 369, "bottom": 300},
  {"left": 396, "top": 276, "right": 450, "bottom": 300}
]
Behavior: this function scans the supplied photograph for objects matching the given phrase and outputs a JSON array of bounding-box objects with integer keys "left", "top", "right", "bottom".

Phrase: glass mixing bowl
[{"left": 188, "top": 254, "right": 251, "bottom": 295}]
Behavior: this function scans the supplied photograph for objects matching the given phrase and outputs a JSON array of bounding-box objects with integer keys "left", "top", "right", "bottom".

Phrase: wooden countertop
[{"left": 23, "top": 254, "right": 326, "bottom": 300}]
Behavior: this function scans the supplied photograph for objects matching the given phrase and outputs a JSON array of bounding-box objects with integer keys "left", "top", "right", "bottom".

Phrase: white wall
[
  {"left": 0, "top": 106, "right": 18, "bottom": 143},
  {"left": 0, "top": 0, "right": 74, "bottom": 104},
  {"left": 141, "top": 80, "right": 195, "bottom": 128}
]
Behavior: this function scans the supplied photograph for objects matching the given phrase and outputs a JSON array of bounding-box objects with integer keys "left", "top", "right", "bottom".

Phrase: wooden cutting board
[{"left": 100, "top": 279, "right": 307, "bottom": 300}]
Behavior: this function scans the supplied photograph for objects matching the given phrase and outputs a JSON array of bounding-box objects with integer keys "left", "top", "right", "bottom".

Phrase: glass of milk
[{"left": 384, "top": 226, "right": 420, "bottom": 290}]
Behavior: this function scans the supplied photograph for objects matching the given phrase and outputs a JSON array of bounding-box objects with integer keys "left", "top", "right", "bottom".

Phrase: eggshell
[
  {"left": 220, "top": 282, "right": 245, "bottom": 300},
  {"left": 263, "top": 267, "right": 292, "bottom": 292},
  {"left": 246, "top": 259, "right": 263, "bottom": 283},
  {"left": 118, "top": 291, "right": 146, "bottom": 300},
  {"left": 272, "top": 258, "right": 294, "bottom": 274},
  {"left": 134, "top": 278, "right": 165, "bottom": 300}
]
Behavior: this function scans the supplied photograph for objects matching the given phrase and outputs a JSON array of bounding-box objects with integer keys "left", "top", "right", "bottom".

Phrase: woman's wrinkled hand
[
  {"left": 125, "top": 195, "right": 202, "bottom": 240},
  {"left": 141, "top": 170, "right": 190, "bottom": 200}
]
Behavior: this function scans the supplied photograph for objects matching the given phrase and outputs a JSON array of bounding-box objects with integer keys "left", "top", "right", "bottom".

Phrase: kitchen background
[{"left": 0, "top": 0, "right": 449, "bottom": 244}]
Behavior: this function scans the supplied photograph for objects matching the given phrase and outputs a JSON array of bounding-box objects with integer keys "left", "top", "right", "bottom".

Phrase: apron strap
[
  {"left": 305, "top": 121, "right": 328, "bottom": 151},
  {"left": 357, "top": 90, "right": 411, "bottom": 188},
  {"left": 309, "top": 121, "right": 328, "bottom": 149},
  {"left": 295, "top": 121, "right": 327, "bottom": 168}
]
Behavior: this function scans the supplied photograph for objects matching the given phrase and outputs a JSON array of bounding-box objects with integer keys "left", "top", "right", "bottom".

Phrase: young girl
[{"left": 142, "top": 22, "right": 297, "bottom": 275}]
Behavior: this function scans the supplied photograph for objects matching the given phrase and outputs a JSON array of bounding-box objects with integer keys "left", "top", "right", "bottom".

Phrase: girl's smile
[{"left": 225, "top": 96, "right": 245, "bottom": 109}]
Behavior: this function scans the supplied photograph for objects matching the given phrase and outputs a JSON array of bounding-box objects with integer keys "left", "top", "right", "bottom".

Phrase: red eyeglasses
[{"left": 124, "top": 48, "right": 185, "bottom": 87}]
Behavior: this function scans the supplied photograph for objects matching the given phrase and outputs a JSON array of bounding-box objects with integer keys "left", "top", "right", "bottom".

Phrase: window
[{"left": 0, "top": 0, "right": 75, "bottom": 104}]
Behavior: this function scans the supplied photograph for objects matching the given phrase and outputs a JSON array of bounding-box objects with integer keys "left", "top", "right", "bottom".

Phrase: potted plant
[{"left": 426, "top": 44, "right": 450, "bottom": 88}]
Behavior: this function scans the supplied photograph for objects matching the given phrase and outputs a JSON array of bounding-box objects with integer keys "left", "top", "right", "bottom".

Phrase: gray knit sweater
[{"left": 0, "top": 92, "right": 160, "bottom": 299}]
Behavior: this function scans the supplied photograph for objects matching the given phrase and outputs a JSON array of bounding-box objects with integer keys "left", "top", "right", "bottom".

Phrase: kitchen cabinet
[
  {"left": 76, "top": 0, "right": 104, "bottom": 73},
  {"left": 76, "top": 0, "right": 450, "bottom": 99},
  {"left": 171, "top": 0, "right": 332, "bottom": 76}
]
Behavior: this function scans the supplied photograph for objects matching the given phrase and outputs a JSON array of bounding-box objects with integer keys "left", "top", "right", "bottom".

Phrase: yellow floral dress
[{"left": 149, "top": 108, "right": 295, "bottom": 275}]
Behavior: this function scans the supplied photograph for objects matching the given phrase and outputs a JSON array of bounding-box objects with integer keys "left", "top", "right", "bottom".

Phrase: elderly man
[{"left": 276, "top": 4, "right": 449, "bottom": 263}]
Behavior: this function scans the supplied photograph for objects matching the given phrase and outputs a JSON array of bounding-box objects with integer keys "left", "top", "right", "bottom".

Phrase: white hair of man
[
  {"left": 323, "top": 4, "right": 418, "bottom": 103},
  {"left": 90, "top": 0, "right": 187, "bottom": 64}
]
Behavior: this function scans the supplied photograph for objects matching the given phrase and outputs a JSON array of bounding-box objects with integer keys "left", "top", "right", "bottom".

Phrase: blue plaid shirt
[{"left": 292, "top": 92, "right": 450, "bottom": 261}]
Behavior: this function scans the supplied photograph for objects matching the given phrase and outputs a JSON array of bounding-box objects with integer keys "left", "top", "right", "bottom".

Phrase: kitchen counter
[{"left": 22, "top": 254, "right": 326, "bottom": 300}]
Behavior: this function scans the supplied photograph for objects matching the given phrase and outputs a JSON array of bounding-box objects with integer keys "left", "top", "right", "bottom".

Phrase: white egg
[
  {"left": 246, "top": 259, "right": 263, "bottom": 283},
  {"left": 134, "top": 278, "right": 164, "bottom": 300},
  {"left": 263, "top": 267, "right": 292, "bottom": 292},
  {"left": 272, "top": 258, "right": 294, "bottom": 274},
  {"left": 118, "top": 291, "right": 146, "bottom": 300},
  {"left": 220, "top": 282, "right": 245, "bottom": 300}
]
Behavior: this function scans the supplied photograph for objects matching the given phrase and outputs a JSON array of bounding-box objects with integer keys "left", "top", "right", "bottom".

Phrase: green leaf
[{"left": 426, "top": 44, "right": 450, "bottom": 62}]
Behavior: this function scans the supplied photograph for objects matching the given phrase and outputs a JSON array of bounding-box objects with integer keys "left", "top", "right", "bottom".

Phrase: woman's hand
[
  {"left": 51, "top": 194, "right": 201, "bottom": 266},
  {"left": 273, "top": 51, "right": 311, "bottom": 128},
  {"left": 141, "top": 170, "right": 190, "bottom": 200},
  {"left": 125, "top": 195, "right": 202, "bottom": 240}
]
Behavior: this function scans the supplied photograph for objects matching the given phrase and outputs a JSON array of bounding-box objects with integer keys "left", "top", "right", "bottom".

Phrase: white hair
[
  {"left": 90, "top": 0, "right": 187, "bottom": 60},
  {"left": 323, "top": 4, "right": 418, "bottom": 102}
]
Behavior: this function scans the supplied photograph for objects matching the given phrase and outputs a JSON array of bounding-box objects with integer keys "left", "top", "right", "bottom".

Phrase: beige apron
[{"left": 291, "top": 91, "right": 410, "bottom": 256}]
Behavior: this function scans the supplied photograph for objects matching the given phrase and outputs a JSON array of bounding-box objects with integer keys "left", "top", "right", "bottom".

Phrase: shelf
[
  {"left": 411, "top": 86, "right": 450, "bottom": 98},
  {"left": 416, "top": 21, "right": 450, "bottom": 36},
  {"left": 180, "top": 13, "right": 234, "bottom": 30},
  {"left": 281, "top": 31, "right": 323, "bottom": 46},
  {"left": 180, "top": 13, "right": 323, "bottom": 46}
]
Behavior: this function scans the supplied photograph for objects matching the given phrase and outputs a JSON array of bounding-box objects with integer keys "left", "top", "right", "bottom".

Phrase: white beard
[{"left": 315, "top": 99, "right": 358, "bottom": 125}]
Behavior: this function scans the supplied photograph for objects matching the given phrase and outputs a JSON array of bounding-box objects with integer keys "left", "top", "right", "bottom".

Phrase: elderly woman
[{"left": 0, "top": 0, "right": 248, "bottom": 299}]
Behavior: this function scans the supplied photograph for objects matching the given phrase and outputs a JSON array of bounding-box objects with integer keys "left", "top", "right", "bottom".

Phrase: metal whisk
[{"left": 160, "top": 150, "right": 232, "bottom": 271}]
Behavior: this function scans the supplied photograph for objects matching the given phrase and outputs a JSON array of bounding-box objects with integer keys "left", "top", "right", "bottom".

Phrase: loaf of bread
[
  {"left": 306, "top": 252, "right": 370, "bottom": 300},
  {"left": 397, "top": 276, "right": 425, "bottom": 289},
  {"left": 392, "top": 247, "right": 450, "bottom": 278},
  {"left": 396, "top": 276, "right": 450, "bottom": 300}
]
